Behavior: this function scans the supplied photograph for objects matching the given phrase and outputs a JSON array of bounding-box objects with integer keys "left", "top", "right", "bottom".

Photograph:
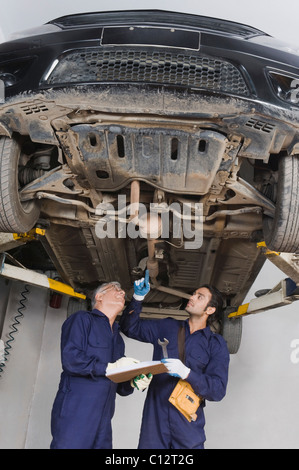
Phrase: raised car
[{"left": 0, "top": 10, "right": 299, "bottom": 352}]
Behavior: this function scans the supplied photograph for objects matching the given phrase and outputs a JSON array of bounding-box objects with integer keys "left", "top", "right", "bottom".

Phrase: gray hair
[{"left": 91, "top": 281, "right": 122, "bottom": 308}]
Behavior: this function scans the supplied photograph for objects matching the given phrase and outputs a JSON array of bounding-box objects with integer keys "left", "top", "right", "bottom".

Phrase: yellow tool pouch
[
  {"left": 169, "top": 379, "right": 202, "bottom": 422},
  {"left": 168, "top": 322, "right": 203, "bottom": 422}
]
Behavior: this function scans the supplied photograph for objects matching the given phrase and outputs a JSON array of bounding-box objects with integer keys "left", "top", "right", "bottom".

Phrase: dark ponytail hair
[{"left": 200, "top": 284, "right": 224, "bottom": 325}]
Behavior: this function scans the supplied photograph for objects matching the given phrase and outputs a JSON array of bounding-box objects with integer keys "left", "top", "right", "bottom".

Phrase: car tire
[
  {"left": 0, "top": 136, "right": 40, "bottom": 233},
  {"left": 221, "top": 308, "right": 242, "bottom": 354},
  {"left": 263, "top": 154, "right": 299, "bottom": 253}
]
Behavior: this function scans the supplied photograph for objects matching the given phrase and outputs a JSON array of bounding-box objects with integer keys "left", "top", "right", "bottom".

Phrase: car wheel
[
  {"left": 221, "top": 308, "right": 243, "bottom": 354},
  {"left": 263, "top": 154, "right": 299, "bottom": 253},
  {"left": 0, "top": 136, "right": 40, "bottom": 232}
]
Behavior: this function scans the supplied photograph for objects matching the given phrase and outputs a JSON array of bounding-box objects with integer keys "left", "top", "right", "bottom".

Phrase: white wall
[{"left": 204, "top": 261, "right": 299, "bottom": 449}]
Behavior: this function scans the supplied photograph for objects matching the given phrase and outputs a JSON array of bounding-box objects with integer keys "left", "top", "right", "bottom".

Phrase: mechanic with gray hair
[{"left": 50, "top": 280, "right": 151, "bottom": 449}]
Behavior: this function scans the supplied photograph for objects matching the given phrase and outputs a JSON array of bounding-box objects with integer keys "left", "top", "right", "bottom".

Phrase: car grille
[{"left": 43, "top": 47, "right": 250, "bottom": 96}]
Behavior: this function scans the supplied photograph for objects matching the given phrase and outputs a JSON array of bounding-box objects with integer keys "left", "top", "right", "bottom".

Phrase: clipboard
[{"left": 106, "top": 360, "right": 168, "bottom": 383}]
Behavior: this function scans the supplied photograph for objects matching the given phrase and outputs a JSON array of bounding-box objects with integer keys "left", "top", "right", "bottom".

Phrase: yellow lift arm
[
  {"left": 229, "top": 243, "right": 299, "bottom": 318},
  {"left": 0, "top": 252, "right": 86, "bottom": 300}
]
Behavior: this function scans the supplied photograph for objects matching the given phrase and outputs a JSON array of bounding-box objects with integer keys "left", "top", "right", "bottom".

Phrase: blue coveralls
[
  {"left": 119, "top": 298, "right": 230, "bottom": 449},
  {"left": 50, "top": 308, "right": 133, "bottom": 449}
]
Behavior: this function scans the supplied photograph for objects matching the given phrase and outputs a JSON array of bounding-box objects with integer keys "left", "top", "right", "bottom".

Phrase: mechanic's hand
[
  {"left": 161, "top": 358, "right": 190, "bottom": 380},
  {"left": 133, "top": 269, "right": 150, "bottom": 301},
  {"left": 106, "top": 356, "right": 140, "bottom": 372},
  {"left": 131, "top": 373, "right": 153, "bottom": 391}
]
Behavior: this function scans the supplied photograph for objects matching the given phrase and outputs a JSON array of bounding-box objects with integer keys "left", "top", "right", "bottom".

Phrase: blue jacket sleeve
[
  {"left": 119, "top": 297, "right": 160, "bottom": 343},
  {"left": 187, "top": 334, "right": 230, "bottom": 402},
  {"left": 117, "top": 381, "right": 134, "bottom": 396},
  {"left": 61, "top": 311, "right": 107, "bottom": 378}
]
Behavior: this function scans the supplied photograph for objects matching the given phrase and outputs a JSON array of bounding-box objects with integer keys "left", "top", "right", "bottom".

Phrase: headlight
[
  {"left": 0, "top": 72, "right": 17, "bottom": 87},
  {"left": 268, "top": 71, "right": 299, "bottom": 106},
  {"left": 0, "top": 57, "right": 35, "bottom": 87}
]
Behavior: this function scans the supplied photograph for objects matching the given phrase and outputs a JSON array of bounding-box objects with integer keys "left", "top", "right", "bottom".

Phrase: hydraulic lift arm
[
  {"left": 0, "top": 228, "right": 86, "bottom": 300},
  {"left": 0, "top": 252, "right": 86, "bottom": 300},
  {"left": 228, "top": 278, "right": 299, "bottom": 318},
  {"left": 229, "top": 243, "right": 299, "bottom": 318}
]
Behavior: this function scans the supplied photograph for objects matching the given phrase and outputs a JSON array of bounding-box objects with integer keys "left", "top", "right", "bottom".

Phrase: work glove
[
  {"left": 131, "top": 373, "right": 153, "bottom": 391},
  {"left": 106, "top": 356, "right": 140, "bottom": 371},
  {"left": 133, "top": 269, "right": 150, "bottom": 301},
  {"left": 161, "top": 358, "right": 191, "bottom": 380}
]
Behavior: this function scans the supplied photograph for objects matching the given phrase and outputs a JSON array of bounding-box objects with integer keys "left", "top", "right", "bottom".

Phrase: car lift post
[{"left": 228, "top": 243, "right": 299, "bottom": 318}]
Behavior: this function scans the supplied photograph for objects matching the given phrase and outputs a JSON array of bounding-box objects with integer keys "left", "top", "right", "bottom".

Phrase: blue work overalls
[
  {"left": 119, "top": 298, "right": 230, "bottom": 449},
  {"left": 50, "top": 309, "right": 133, "bottom": 449}
]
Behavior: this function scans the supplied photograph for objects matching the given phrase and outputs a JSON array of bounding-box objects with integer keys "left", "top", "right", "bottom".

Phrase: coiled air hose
[{"left": 0, "top": 284, "right": 30, "bottom": 377}]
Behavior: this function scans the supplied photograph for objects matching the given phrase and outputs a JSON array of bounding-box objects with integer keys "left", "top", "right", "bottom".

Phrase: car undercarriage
[{"left": 0, "top": 11, "right": 299, "bottom": 352}]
